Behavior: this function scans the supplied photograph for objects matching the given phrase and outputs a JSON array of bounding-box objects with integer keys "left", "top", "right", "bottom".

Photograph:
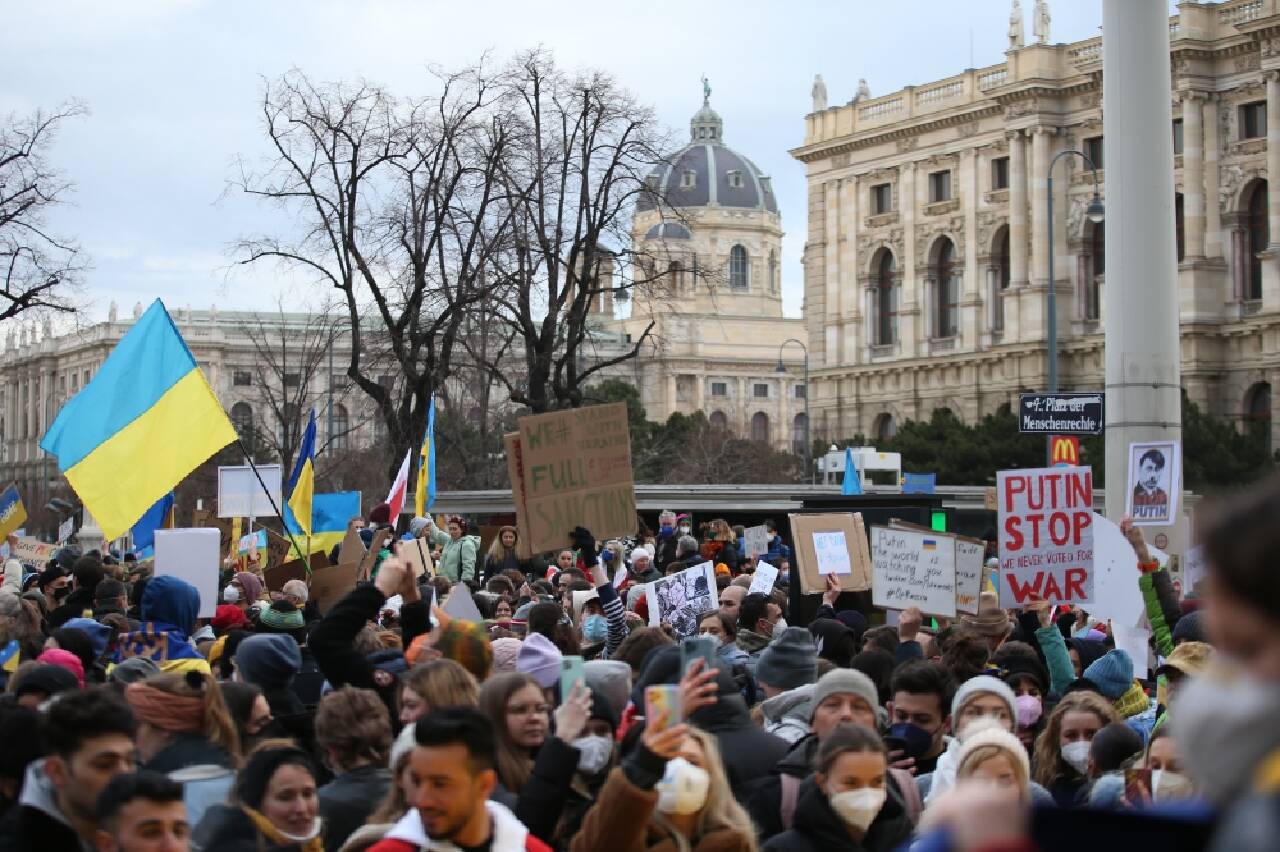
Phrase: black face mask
[{"left": 52, "top": 586, "right": 70, "bottom": 602}]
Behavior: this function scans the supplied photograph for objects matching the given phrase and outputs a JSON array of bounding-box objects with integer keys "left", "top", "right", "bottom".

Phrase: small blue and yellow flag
[
  {"left": 285, "top": 410, "right": 317, "bottom": 539},
  {"left": 0, "top": 484, "right": 27, "bottom": 540},
  {"left": 39, "top": 300, "right": 237, "bottom": 541},
  {"left": 414, "top": 395, "right": 436, "bottom": 519},
  {"left": 288, "top": 491, "right": 360, "bottom": 559}
]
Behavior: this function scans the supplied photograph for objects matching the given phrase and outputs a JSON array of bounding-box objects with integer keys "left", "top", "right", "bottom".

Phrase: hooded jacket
[
  {"left": 688, "top": 667, "right": 789, "bottom": 796},
  {"left": 0, "top": 761, "right": 82, "bottom": 852},
  {"left": 761, "top": 775, "right": 912, "bottom": 852},
  {"left": 759, "top": 684, "right": 814, "bottom": 746},
  {"left": 111, "top": 575, "right": 209, "bottom": 674},
  {"left": 368, "top": 800, "right": 551, "bottom": 852}
]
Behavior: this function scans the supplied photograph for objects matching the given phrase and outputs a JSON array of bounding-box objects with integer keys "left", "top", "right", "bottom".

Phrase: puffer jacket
[
  {"left": 425, "top": 524, "right": 478, "bottom": 583},
  {"left": 759, "top": 684, "right": 814, "bottom": 746}
]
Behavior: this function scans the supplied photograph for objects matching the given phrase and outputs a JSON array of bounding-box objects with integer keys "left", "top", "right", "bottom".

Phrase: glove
[{"left": 569, "top": 526, "right": 597, "bottom": 563}]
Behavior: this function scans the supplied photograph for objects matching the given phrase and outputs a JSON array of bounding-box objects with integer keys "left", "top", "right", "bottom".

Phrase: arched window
[
  {"left": 875, "top": 249, "right": 898, "bottom": 346},
  {"left": 729, "top": 245, "right": 749, "bottom": 290},
  {"left": 709, "top": 410, "right": 729, "bottom": 432},
  {"left": 331, "top": 404, "right": 349, "bottom": 450},
  {"left": 1086, "top": 220, "right": 1105, "bottom": 320},
  {"left": 873, "top": 413, "right": 897, "bottom": 441},
  {"left": 750, "top": 411, "right": 769, "bottom": 443},
  {"left": 933, "top": 238, "right": 958, "bottom": 338},
  {"left": 1247, "top": 181, "right": 1268, "bottom": 301},
  {"left": 792, "top": 412, "right": 808, "bottom": 456},
  {"left": 1246, "top": 382, "right": 1272, "bottom": 453},
  {"left": 1175, "top": 193, "right": 1185, "bottom": 263},
  {"left": 230, "top": 402, "right": 253, "bottom": 440}
]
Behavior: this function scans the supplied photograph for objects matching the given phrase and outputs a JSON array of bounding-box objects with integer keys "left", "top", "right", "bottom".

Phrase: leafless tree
[
  {"left": 0, "top": 102, "right": 87, "bottom": 323},
  {"left": 232, "top": 67, "right": 515, "bottom": 478}
]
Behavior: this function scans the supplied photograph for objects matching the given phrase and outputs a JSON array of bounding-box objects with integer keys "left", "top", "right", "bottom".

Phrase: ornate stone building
[
  {"left": 792, "top": 0, "right": 1280, "bottom": 451},
  {"left": 592, "top": 90, "right": 808, "bottom": 451}
]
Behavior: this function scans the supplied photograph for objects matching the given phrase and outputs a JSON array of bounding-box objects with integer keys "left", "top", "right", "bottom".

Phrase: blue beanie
[
  {"left": 62, "top": 617, "right": 113, "bottom": 661},
  {"left": 235, "top": 634, "right": 301, "bottom": 691},
  {"left": 1172, "top": 611, "right": 1205, "bottom": 645},
  {"left": 1084, "top": 649, "right": 1134, "bottom": 699}
]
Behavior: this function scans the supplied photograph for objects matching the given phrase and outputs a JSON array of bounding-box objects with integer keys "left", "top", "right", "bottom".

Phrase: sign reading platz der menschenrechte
[{"left": 1018, "top": 392, "right": 1104, "bottom": 436}]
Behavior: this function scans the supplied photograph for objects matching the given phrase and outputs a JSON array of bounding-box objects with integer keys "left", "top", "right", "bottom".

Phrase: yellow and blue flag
[
  {"left": 288, "top": 491, "right": 360, "bottom": 559},
  {"left": 0, "top": 484, "right": 27, "bottom": 540},
  {"left": 130, "top": 491, "right": 174, "bottom": 552},
  {"left": 285, "top": 410, "right": 317, "bottom": 538},
  {"left": 414, "top": 395, "right": 436, "bottom": 518},
  {"left": 39, "top": 300, "right": 237, "bottom": 541}
]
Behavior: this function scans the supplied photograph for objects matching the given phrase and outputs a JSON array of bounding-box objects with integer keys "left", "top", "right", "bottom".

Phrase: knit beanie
[
  {"left": 60, "top": 619, "right": 113, "bottom": 662},
  {"left": 952, "top": 674, "right": 1018, "bottom": 728},
  {"left": 36, "top": 648, "right": 85, "bottom": 688},
  {"left": 956, "top": 720, "right": 1030, "bottom": 789},
  {"left": 369, "top": 503, "right": 392, "bottom": 526},
  {"left": 491, "top": 637, "right": 523, "bottom": 673},
  {"left": 258, "top": 601, "right": 305, "bottom": 632},
  {"left": 13, "top": 664, "right": 79, "bottom": 699},
  {"left": 108, "top": 656, "right": 159, "bottom": 685},
  {"left": 1083, "top": 649, "right": 1134, "bottom": 700},
  {"left": 235, "top": 572, "right": 264, "bottom": 605},
  {"left": 516, "top": 633, "right": 562, "bottom": 689},
  {"left": 434, "top": 620, "right": 493, "bottom": 682},
  {"left": 235, "top": 633, "right": 302, "bottom": 691},
  {"left": 584, "top": 659, "right": 632, "bottom": 722},
  {"left": 1172, "top": 611, "right": 1205, "bottom": 645},
  {"left": 809, "top": 668, "right": 879, "bottom": 720},
  {"left": 755, "top": 627, "right": 819, "bottom": 691},
  {"left": 409, "top": 517, "right": 430, "bottom": 537}
]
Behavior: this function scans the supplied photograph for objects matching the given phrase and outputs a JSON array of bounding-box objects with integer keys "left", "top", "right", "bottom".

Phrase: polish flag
[{"left": 385, "top": 447, "right": 413, "bottom": 522}]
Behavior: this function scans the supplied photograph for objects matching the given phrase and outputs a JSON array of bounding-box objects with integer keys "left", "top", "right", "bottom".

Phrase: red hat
[{"left": 212, "top": 604, "right": 250, "bottom": 633}]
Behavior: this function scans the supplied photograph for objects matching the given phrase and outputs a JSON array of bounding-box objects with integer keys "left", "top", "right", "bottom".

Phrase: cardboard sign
[
  {"left": 264, "top": 553, "right": 325, "bottom": 592},
  {"left": 871, "top": 526, "right": 957, "bottom": 617},
  {"left": 790, "top": 513, "right": 873, "bottom": 594},
  {"left": 646, "top": 561, "right": 716, "bottom": 637},
  {"left": 337, "top": 521, "right": 365, "bottom": 566},
  {"left": 1126, "top": 441, "right": 1181, "bottom": 526},
  {"left": 503, "top": 432, "right": 534, "bottom": 559},
  {"left": 996, "top": 466, "right": 1094, "bottom": 607},
  {"left": 154, "top": 528, "right": 221, "bottom": 618},
  {"left": 749, "top": 561, "right": 778, "bottom": 596},
  {"left": 399, "top": 537, "right": 434, "bottom": 578},
  {"left": 310, "top": 563, "right": 359, "bottom": 614},
  {"left": 358, "top": 529, "right": 391, "bottom": 582},
  {"left": 10, "top": 537, "right": 55, "bottom": 564},
  {"left": 742, "top": 525, "right": 769, "bottom": 559},
  {"left": 516, "top": 403, "right": 635, "bottom": 554}
]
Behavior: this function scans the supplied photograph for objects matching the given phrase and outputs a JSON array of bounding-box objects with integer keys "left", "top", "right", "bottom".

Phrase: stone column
[
  {"left": 1009, "top": 130, "right": 1029, "bottom": 287},
  {"left": 823, "top": 180, "right": 842, "bottom": 366},
  {"left": 1182, "top": 91, "right": 1206, "bottom": 259},
  {"left": 841, "top": 177, "right": 861, "bottom": 364},
  {"left": 1203, "top": 95, "right": 1223, "bottom": 258},
  {"left": 1023, "top": 126, "right": 1053, "bottom": 345},
  {"left": 900, "top": 163, "right": 920, "bottom": 354},
  {"left": 1262, "top": 71, "right": 1280, "bottom": 308},
  {"left": 961, "top": 148, "right": 981, "bottom": 346}
]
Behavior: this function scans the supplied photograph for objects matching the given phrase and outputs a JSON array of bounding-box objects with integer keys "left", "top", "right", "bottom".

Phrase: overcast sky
[{"left": 7, "top": 0, "right": 1122, "bottom": 323}]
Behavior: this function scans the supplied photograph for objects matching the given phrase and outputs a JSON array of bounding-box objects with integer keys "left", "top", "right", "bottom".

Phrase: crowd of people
[{"left": 0, "top": 480, "right": 1276, "bottom": 852}]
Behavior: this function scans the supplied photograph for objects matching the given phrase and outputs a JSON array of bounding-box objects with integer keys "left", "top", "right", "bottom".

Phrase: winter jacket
[
  {"left": 761, "top": 775, "right": 911, "bottom": 852},
  {"left": 1036, "top": 624, "right": 1076, "bottom": 700},
  {"left": 653, "top": 533, "right": 680, "bottom": 574},
  {"left": 689, "top": 668, "right": 789, "bottom": 796},
  {"left": 110, "top": 575, "right": 210, "bottom": 674},
  {"left": 425, "top": 523, "right": 478, "bottom": 583},
  {"left": 310, "top": 583, "right": 431, "bottom": 724},
  {"left": 0, "top": 762, "right": 83, "bottom": 852},
  {"left": 484, "top": 550, "right": 528, "bottom": 585},
  {"left": 1139, "top": 569, "right": 1181, "bottom": 658},
  {"left": 191, "top": 802, "right": 317, "bottom": 851},
  {"left": 320, "top": 764, "right": 393, "bottom": 852},
  {"left": 515, "top": 735, "right": 581, "bottom": 846},
  {"left": 46, "top": 586, "right": 95, "bottom": 629},
  {"left": 144, "top": 732, "right": 235, "bottom": 774},
  {"left": 368, "top": 801, "right": 551, "bottom": 852},
  {"left": 759, "top": 684, "right": 814, "bottom": 746}
]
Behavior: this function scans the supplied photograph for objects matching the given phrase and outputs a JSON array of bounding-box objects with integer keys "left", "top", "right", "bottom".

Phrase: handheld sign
[
  {"left": 154, "top": 529, "right": 220, "bottom": 618},
  {"left": 748, "top": 561, "right": 778, "bottom": 596},
  {"left": 996, "top": 466, "right": 1094, "bottom": 607},
  {"left": 790, "top": 513, "right": 873, "bottom": 594},
  {"left": 871, "top": 526, "right": 957, "bottom": 617},
  {"left": 742, "top": 525, "right": 769, "bottom": 559}
]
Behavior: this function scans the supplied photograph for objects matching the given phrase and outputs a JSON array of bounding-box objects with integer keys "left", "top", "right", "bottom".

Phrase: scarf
[
  {"left": 242, "top": 805, "right": 324, "bottom": 852},
  {"left": 125, "top": 682, "right": 204, "bottom": 733},
  {"left": 1113, "top": 680, "right": 1151, "bottom": 719}
]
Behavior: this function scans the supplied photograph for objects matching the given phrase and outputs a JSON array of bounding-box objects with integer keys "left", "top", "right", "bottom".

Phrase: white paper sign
[
  {"left": 743, "top": 525, "right": 769, "bottom": 559},
  {"left": 996, "top": 466, "right": 1094, "bottom": 607},
  {"left": 57, "top": 517, "right": 75, "bottom": 544},
  {"left": 1088, "top": 512, "right": 1150, "bottom": 631},
  {"left": 1112, "top": 623, "right": 1152, "bottom": 680},
  {"left": 749, "top": 561, "right": 778, "bottom": 595},
  {"left": 1183, "top": 545, "right": 1207, "bottom": 595},
  {"left": 871, "top": 527, "right": 957, "bottom": 617},
  {"left": 954, "top": 539, "right": 985, "bottom": 616},
  {"left": 217, "top": 464, "right": 283, "bottom": 518},
  {"left": 814, "top": 530, "right": 852, "bottom": 575},
  {"left": 646, "top": 561, "right": 716, "bottom": 637},
  {"left": 1126, "top": 441, "right": 1181, "bottom": 527},
  {"left": 154, "top": 528, "right": 221, "bottom": 618}
]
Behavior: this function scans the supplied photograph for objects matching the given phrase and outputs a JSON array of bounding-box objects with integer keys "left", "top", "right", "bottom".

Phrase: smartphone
[
  {"left": 644, "top": 683, "right": 682, "bottom": 731},
  {"left": 1124, "top": 767, "right": 1152, "bottom": 806},
  {"left": 559, "top": 655, "right": 585, "bottom": 704},
  {"left": 883, "top": 736, "right": 909, "bottom": 756},
  {"left": 681, "top": 636, "right": 717, "bottom": 676}
]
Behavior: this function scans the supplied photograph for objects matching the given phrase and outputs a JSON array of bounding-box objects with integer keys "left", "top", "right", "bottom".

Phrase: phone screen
[{"left": 559, "top": 655, "right": 584, "bottom": 704}]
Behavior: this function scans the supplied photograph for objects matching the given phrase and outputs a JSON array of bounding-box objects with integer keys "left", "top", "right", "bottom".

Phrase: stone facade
[{"left": 791, "top": 0, "right": 1280, "bottom": 451}]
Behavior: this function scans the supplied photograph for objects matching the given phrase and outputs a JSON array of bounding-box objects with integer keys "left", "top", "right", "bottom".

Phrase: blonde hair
[
  {"left": 957, "top": 742, "right": 1029, "bottom": 793},
  {"left": 486, "top": 526, "right": 519, "bottom": 561},
  {"left": 651, "top": 727, "right": 758, "bottom": 851},
  {"left": 1032, "top": 691, "right": 1119, "bottom": 788},
  {"left": 399, "top": 659, "right": 479, "bottom": 718},
  {"left": 136, "top": 671, "right": 242, "bottom": 764}
]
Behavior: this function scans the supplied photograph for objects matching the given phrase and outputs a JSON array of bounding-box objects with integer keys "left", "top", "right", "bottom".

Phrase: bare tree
[
  {"left": 0, "top": 102, "right": 87, "bottom": 323},
  {"left": 232, "top": 67, "right": 514, "bottom": 477}
]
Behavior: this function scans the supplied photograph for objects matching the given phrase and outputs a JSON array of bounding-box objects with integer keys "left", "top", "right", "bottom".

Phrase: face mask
[
  {"left": 1015, "top": 694, "right": 1043, "bottom": 728},
  {"left": 659, "top": 525, "right": 674, "bottom": 535},
  {"left": 276, "top": 816, "right": 323, "bottom": 844},
  {"left": 572, "top": 735, "right": 613, "bottom": 774},
  {"left": 699, "top": 631, "right": 726, "bottom": 648},
  {"left": 888, "top": 722, "right": 934, "bottom": 759},
  {"left": 582, "top": 615, "right": 608, "bottom": 643},
  {"left": 828, "top": 787, "right": 885, "bottom": 831},
  {"left": 52, "top": 586, "right": 70, "bottom": 601},
  {"left": 772, "top": 617, "right": 788, "bottom": 634},
  {"left": 1061, "top": 740, "right": 1091, "bottom": 775},
  {"left": 679, "top": 526, "right": 691, "bottom": 536},
  {"left": 223, "top": 585, "right": 240, "bottom": 603},
  {"left": 655, "top": 757, "right": 710, "bottom": 815}
]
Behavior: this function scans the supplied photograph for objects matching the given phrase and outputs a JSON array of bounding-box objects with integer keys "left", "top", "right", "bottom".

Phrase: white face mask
[
  {"left": 655, "top": 757, "right": 710, "bottom": 815},
  {"left": 772, "top": 617, "right": 788, "bottom": 634},
  {"left": 276, "top": 816, "right": 323, "bottom": 844},
  {"left": 679, "top": 526, "right": 691, "bottom": 536},
  {"left": 572, "top": 735, "right": 613, "bottom": 775},
  {"left": 1061, "top": 740, "right": 1091, "bottom": 775},
  {"left": 699, "top": 631, "right": 726, "bottom": 648},
  {"left": 222, "top": 584, "right": 240, "bottom": 603},
  {"left": 828, "top": 787, "right": 885, "bottom": 831}
]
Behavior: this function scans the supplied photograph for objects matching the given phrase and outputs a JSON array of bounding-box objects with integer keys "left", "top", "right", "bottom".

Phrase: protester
[
  {"left": 917, "top": 674, "right": 1016, "bottom": 803},
  {"left": 1032, "top": 690, "right": 1119, "bottom": 806},
  {"left": 735, "top": 593, "right": 782, "bottom": 662},
  {"left": 423, "top": 516, "right": 478, "bottom": 584},
  {"left": 126, "top": 671, "right": 239, "bottom": 773},
  {"left": 92, "top": 771, "right": 190, "bottom": 852},
  {"left": 886, "top": 661, "right": 954, "bottom": 777},
  {"left": 193, "top": 741, "right": 323, "bottom": 851},
  {"left": 483, "top": 526, "right": 528, "bottom": 584},
  {"left": 316, "top": 686, "right": 394, "bottom": 851},
  {"left": 952, "top": 720, "right": 1031, "bottom": 799},
  {"left": 219, "top": 681, "right": 273, "bottom": 755},
  {"left": 699, "top": 611, "right": 751, "bottom": 668},
  {"left": 718, "top": 586, "right": 746, "bottom": 623},
  {"left": 112, "top": 575, "right": 209, "bottom": 675},
  {"left": 397, "top": 658, "right": 479, "bottom": 726},
  {"left": 233, "top": 633, "right": 314, "bottom": 753}
]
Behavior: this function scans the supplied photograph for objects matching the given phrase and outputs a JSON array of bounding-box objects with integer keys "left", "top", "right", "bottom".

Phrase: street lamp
[
  {"left": 1046, "top": 149, "right": 1105, "bottom": 394},
  {"left": 776, "top": 338, "right": 811, "bottom": 483}
]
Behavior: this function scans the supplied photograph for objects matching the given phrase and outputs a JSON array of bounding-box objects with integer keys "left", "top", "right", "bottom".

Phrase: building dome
[{"left": 637, "top": 91, "right": 778, "bottom": 214}]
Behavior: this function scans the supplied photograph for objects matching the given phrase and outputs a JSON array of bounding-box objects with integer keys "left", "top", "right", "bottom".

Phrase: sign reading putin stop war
[
  {"left": 997, "top": 466, "right": 1094, "bottom": 607},
  {"left": 516, "top": 402, "right": 636, "bottom": 554}
]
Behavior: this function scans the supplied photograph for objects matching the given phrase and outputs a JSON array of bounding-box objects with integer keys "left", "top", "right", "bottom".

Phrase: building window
[
  {"left": 993, "top": 226, "right": 1010, "bottom": 331},
  {"left": 1172, "top": 119, "right": 1184, "bottom": 156},
  {"left": 1240, "top": 101, "right": 1267, "bottom": 140},
  {"left": 331, "top": 404, "right": 349, "bottom": 450},
  {"left": 768, "top": 250, "right": 778, "bottom": 294},
  {"left": 710, "top": 381, "right": 728, "bottom": 397},
  {"left": 230, "top": 402, "right": 253, "bottom": 440},
  {"left": 1084, "top": 136, "right": 1104, "bottom": 171},
  {"left": 1175, "top": 193, "right": 1185, "bottom": 263},
  {"left": 283, "top": 373, "right": 301, "bottom": 388},
  {"left": 871, "top": 183, "right": 892, "bottom": 215},
  {"left": 1247, "top": 180, "right": 1269, "bottom": 301},
  {"left": 991, "top": 157, "right": 1009, "bottom": 190},
  {"left": 709, "top": 410, "right": 729, "bottom": 431},
  {"left": 726, "top": 170, "right": 743, "bottom": 189},
  {"left": 233, "top": 371, "right": 252, "bottom": 387},
  {"left": 750, "top": 411, "right": 770, "bottom": 443},
  {"left": 933, "top": 237, "right": 958, "bottom": 338},
  {"left": 377, "top": 374, "right": 395, "bottom": 391},
  {"left": 1087, "top": 220, "right": 1105, "bottom": 320},
  {"left": 873, "top": 413, "right": 897, "bottom": 441},
  {"left": 667, "top": 260, "right": 682, "bottom": 292},
  {"left": 681, "top": 169, "right": 697, "bottom": 188},
  {"left": 794, "top": 384, "right": 806, "bottom": 399},
  {"left": 753, "top": 383, "right": 769, "bottom": 399},
  {"left": 792, "top": 413, "right": 808, "bottom": 456},
  {"left": 875, "top": 249, "right": 898, "bottom": 346},
  {"left": 1246, "top": 382, "right": 1272, "bottom": 453},
  {"left": 929, "top": 170, "right": 952, "bottom": 203},
  {"left": 729, "top": 245, "right": 749, "bottom": 290}
]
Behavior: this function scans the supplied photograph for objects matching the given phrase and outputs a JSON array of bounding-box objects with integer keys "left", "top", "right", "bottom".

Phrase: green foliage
[{"left": 1181, "top": 394, "right": 1275, "bottom": 492}]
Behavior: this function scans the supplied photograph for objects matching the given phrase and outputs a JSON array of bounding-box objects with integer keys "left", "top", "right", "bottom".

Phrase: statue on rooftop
[
  {"left": 812, "top": 74, "right": 828, "bottom": 112},
  {"left": 1034, "top": 0, "right": 1051, "bottom": 45},
  {"left": 1009, "top": 0, "right": 1025, "bottom": 50}
]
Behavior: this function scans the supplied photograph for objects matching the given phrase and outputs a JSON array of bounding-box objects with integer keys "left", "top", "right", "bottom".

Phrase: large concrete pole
[{"left": 1102, "top": 0, "right": 1182, "bottom": 519}]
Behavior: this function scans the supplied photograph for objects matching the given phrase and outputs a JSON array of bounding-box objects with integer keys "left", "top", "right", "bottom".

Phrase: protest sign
[
  {"left": 399, "top": 537, "right": 434, "bottom": 578},
  {"left": 154, "top": 529, "right": 220, "bottom": 618},
  {"left": 871, "top": 526, "right": 957, "bottom": 617},
  {"left": 310, "top": 563, "right": 358, "bottom": 614},
  {"left": 749, "top": 561, "right": 778, "bottom": 596},
  {"left": 337, "top": 520, "right": 365, "bottom": 565},
  {"left": 264, "top": 552, "right": 325, "bottom": 592},
  {"left": 1126, "top": 441, "right": 1180, "bottom": 526},
  {"left": 1112, "top": 624, "right": 1152, "bottom": 679},
  {"left": 238, "top": 529, "right": 267, "bottom": 556},
  {"left": 790, "top": 513, "right": 873, "bottom": 594},
  {"left": 742, "top": 525, "right": 769, "bottom": 559},
  {"left": 954, "top": 538, "right": 986, "bottom": 615},
  {"left": 516, "top": 403, "right": 635, "bottom": 554},
  {"left": 10, "top": 537, "right": 54, "bottom": 564},
  {"left": 503, "top": 432, "right": 534, "bottom": 559},
  {"left": 442, "top": 583, "right": 484, "bottom": 622},
  {"left": 1088, "top": 512, "right": 1150, "bottom": 630},
  {"left": 1183, "top": 545, "right": 1207, "bottom": 595},
  {"left": 647, "top": 561, "right": 716, "bottom": 637},
  {"left": 217, "top": 464, "right": 282, "bottom": 518},
  {"left": 358, "top": 529, "right": 391, "bottom": 581},
  {"left": 0, "top": 485, "right": 27, "bottom": 541},
  {"left": 996, "top": 466, "right": 1094, "bottom": 607},
  {"left": 57, "top": 517, "right": 75, "bottom": 545}
]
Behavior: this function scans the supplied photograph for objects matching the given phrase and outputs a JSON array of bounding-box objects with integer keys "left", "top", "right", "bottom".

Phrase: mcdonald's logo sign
[{"left": 1049, "top": 435, "right": 1080, "bottom": 467}]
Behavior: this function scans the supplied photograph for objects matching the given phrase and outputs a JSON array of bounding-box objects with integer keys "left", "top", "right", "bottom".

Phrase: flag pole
[{"left": 236, "top": 440, "right": 307, "bottom": 565}]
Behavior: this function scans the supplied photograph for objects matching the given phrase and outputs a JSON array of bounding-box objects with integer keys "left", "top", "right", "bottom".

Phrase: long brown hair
[
  {"left": 136, "top": 671, "right": 242, "bottom": 763},
  {"left": 1032, "top": 691, "right": 1118, "bottom": 787},
  {"left": 477, "top": 671, "right": 544, "bottom": 791},
  {"left": 485, "top": 526, "right": 519, "bottom": 561}
]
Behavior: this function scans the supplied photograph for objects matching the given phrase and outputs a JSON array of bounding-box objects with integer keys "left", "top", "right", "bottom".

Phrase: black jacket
[
  {"left": 0, "top": 802, "right": 81, "bottom": 852},
  {"left": 761, "top": 776, "right": 912, "bottom": 852},
  {"left": 193, "top": 803, "right": 311, "bottom": 852},
  {"left": 47, "top": 587, "right": 95, "bottom": 629},
  {"left": 689, "top": 671, "right": 789, "bottom": 797},
  {"left": 516, "top": 735, "right": 581, "bottom": 846},
  {"left": 483, "top": 551, "right": 528, "bottom": 584},
  {"left": 654, "top": 534, "right": 680, "bottom": 573},
  {"left": 144, "top": 732, "right": 235, "bottom": 773},
  {"left": 319, "top": 764, "right": 392, "bottom": 851},
  {"left": 745, "top": 735, "right": 818, "bottom": 841}
]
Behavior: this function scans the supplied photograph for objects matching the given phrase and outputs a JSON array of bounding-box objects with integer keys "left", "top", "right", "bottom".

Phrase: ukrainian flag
[
  {"left": 287, "top": 491, "right": 360, "bottom": 559},
  {"left": 40, "top": 300, "right": 237, "bottom": 541},
  {"left": 414, "top": 394, "right": 436, "bottom": 518},
  {"left": 0, "top": 484, "right": 26, "bottom": 540},
  {"left": 285, "top": 410, "right": 317, "bottom": 538}
]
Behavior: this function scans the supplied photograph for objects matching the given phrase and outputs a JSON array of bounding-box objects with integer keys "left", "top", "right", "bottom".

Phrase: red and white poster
[{"left": 997, "top": 466, "right": 1094, "bottom": 607}]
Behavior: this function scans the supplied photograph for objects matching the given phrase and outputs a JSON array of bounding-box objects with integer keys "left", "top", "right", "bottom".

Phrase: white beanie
[
  {"left": 628, "top": 545, "right": 654, "bottom": 566},
  {"left": 955, "top": 719, "right": 1030, "bottom": 789},
  {"left": 952, "top": 674, "right": 1017, "bottom": 730}
]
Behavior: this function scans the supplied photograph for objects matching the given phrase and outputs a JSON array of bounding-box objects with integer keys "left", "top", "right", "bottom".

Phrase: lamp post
[
  {"left": 776, "top": 338, "right": 811, "bottom": 483},
  {"left": 1046, "top": 150, "right": 1105, "bottom": 393}
]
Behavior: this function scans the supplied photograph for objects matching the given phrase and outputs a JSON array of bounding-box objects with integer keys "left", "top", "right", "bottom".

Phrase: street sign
[{"left": 1018, "top": 393, "right": 1104, "bottom": 436}]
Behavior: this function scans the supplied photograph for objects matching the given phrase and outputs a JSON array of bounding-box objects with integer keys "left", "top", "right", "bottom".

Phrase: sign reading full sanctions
[
  {"left": 997, "top": 466, "right": 1094, "bottom": 607},
  {"left": 1018, "top": 393, "right": 1104, "bottom": 435}
]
